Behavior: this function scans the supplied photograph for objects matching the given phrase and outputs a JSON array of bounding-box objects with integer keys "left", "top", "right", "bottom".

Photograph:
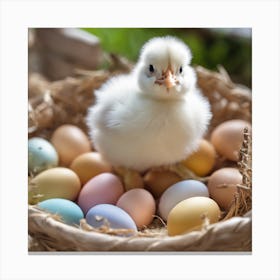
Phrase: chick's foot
[
  {"left": 113, "top": 166, "right": 144, "bottom": 191},
  {"left": 164, "top": 163, "right": 208, "bottom": 183}
]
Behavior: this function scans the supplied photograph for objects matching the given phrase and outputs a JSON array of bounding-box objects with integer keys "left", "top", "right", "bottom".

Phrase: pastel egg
[
  {"left": 207, "top": 167, "right": 242, "bottom": 210},
  {"left": 117, "top": 188, "right": 156, "bottom": 228},
  {"left": 86, "top": 204, "right": 137, "bottom": 234},
  {"left": 158, "top": 180, "right": 209, "bottom": 221},
  {"left": 28, "top": 137, "right": 58, "bottom": 175},
  {"left": 210, "top": 119, "right": 251, "bottom": 161},
  {"left": 70, "top": 152, "right": 112, "bottom": 185},
  {"left": 77, "top": 172, "right": 124, "bottom": 214},
  {"left": 38, "top": 198, "right": 84, "bottom": 225},
  {"left": 167, "top": 197, "right": 221, "bottom": 236},
  {"left": 51, "top": 124, "right": 92, "bottom": 166},
  {"left": 28, "top": 167, "right": 81, "bottom": 204},
  {"left": 144, "top": 170, "right": 181, "bottom": 198},
  {"left": 181, "top": 139, "right": 216, "bottom": 177}
]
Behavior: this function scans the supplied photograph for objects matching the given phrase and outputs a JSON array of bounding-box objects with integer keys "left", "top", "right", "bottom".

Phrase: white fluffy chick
[{"left": 87, "top": 36, "right": 211, "bottom": 180}]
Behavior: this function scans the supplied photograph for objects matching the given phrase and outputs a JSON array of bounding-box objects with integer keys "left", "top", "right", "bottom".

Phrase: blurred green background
[{"left": 83, "top": 28, "right": 251, "bottom": 88}]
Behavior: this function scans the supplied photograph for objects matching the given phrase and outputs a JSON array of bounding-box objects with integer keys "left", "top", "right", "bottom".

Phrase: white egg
[{"left": 158, "top": 179, "right": 209, "bottom": 221}]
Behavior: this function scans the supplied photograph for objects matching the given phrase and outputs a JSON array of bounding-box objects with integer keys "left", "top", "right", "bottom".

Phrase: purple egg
[{"left": 86, "top": 204, "right": 137, "bottom": 236}]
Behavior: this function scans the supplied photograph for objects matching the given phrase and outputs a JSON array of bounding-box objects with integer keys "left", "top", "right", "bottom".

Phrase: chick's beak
[
  {"left": 164, "top": 70, "right": 176, "bottom": 89},
  {"left": 155, "top": 69, "right": 177, "bottom": 90}
]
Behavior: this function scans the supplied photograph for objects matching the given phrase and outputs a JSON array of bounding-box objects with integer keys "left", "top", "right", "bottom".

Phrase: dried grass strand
[{"left": 224, "top": 128, "right": 252, "bottom": 220}]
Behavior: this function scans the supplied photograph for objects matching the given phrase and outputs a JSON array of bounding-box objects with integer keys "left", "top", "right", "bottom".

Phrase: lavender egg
[{"left": 86, "top": 204, "right": 137, "bottom": 235}]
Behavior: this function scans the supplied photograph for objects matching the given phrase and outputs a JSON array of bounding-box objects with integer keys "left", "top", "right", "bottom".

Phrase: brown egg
[
  {"left": 70, "top": 152, "right": 112, "bottom": 185},
  {"left": 144, "top": 170, "right": 181, "bottom": 198},
  {"left": 210, "top": 119, "right": 251, "bottom": 161},
  {"left": 181, "top": 139, "right": 216, "bottom": 177},
  {"left": 207, "top": 167, "right": 242, "bottom": 210},
  {"left": 51, "top": 124, "right": 92, "bottom": 166},
  {"left": 117, "top": 188, "right": 156, "bottom": 228}
]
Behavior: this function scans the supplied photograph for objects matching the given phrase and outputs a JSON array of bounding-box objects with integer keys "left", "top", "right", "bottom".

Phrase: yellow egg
[
  {"left": 51, "top": 124, "right": 92, "bottom": 166},
  {"left": 28, "top": 167, "right": 81, "bottom": 204},
  {"left": 167, "top": 197, "right": 221, "bottom": 236},
  {"left": 70, "top": 152, "right": 112, "bottom": 185},
  {"left": 181, "top": 139, "right": 216, "bottom": 177},
  {"left": 210, "top": 119, "right": 251, "bottom": 161}
]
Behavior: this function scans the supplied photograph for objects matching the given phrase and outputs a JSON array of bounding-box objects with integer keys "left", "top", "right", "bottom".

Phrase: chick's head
[{"left": 135, "top": 36, "right": 196, "bottom": 100}]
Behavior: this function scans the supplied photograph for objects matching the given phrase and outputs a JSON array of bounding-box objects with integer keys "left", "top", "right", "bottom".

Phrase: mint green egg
[
  {"left": 28, "top": 137, "right": 58, "bottom": 175},
  {"left": 38, "top": 198, "right": 84, "bottom": 225}
]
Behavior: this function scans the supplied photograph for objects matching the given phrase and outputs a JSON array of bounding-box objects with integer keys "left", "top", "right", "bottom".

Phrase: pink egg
[
  {"left": 117, "top": 188, "right": 156, "bottom": 228},
  {"left": 77, "top": 173, "right": 124, "bottom": 214}
]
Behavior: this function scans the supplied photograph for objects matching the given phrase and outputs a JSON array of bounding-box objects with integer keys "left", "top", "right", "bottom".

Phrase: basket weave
[
  {"left": 28, "top": 63, "right": 252, "bottom": 252},
  {"left": 29, "top": 206, "right": 251, "bottom": 251}
]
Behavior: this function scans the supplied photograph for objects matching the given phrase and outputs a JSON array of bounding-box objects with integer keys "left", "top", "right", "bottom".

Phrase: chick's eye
[
  {"left": 149, "top": 64, "right": 155, "bottom": 73},
  {"left": 179, "top": 66, "right": 183, "bottom": 74}
]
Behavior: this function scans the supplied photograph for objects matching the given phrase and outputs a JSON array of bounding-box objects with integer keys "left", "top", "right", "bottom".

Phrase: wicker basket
[{"left": 28, "top": 54, "right": 252, "bottom": 252}]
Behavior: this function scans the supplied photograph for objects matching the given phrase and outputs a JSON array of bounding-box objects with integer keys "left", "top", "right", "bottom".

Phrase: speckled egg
[{"left": 28, "top": 137, "right": 58, "bottom": 175}]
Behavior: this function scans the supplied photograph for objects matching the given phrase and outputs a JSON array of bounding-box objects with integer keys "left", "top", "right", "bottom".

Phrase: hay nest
[{"left": 28, "top": 61, "right": 252, "bottom": 252}]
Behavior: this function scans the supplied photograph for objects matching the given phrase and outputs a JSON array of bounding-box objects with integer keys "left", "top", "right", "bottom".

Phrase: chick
[{"left": 87, "top": 36, "right": 212, "bottom": 189}]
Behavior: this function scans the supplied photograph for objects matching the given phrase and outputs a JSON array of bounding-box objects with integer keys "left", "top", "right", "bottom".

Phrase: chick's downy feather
[{"left": 87, "top": 36, "right": 212, "bottom": 172}]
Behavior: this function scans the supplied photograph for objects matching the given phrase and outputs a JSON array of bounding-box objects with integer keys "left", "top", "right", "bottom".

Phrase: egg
[
  {"left": 28, "top": 137, "right": 58, "bottom": 175},
  {"left": 28, "top": 167, "right": 81, "bottom": 204},
  {"left": 167, "top": 197, "right": 221, "bottom": 236},
  {"left": 70, "top": 152, "right": 112, "bottom": 185},
  {"left": 207, "top": 167, "right": 242, "bottom": 210},
  {"left": 210, "top": 119, "right": 251, "bottom": 161},
  {"left": 38, "top": 198, "right": 84, "bottom": 225},
  {"left": 51, "top": 124, "right": 92, "bottom": 166},
  {"left": 86, "top": 204, "right": 137, "bottom": 235},
  {"left": 117, "top": 188, "right": 156, "bottom": 228},
  {"left": 77, "top": 172, "right": 124, "bottom": 214},
  {"left": 158, "top": 179, "right": 209, "bottom": 221},
  {"left": 181, "top": 139, "right": 216, "bottom": 177},
  {"left": 143, "top": 170, "right": 181, "bottom": 198}
]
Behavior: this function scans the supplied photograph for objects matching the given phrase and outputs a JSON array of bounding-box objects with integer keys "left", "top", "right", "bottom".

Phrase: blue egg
[
  {"left": 86, "top": 204, "right": 137, "bottom": 235},
  {"left": 38, "top": 198, "right": 84, "bottom": 225},
  {"left": 28, "top": 137, "right": 58, "bottom": 175}
]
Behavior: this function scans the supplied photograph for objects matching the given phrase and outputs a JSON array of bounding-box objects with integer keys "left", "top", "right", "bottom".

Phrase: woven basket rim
[{"left": 29, "top": 205, "right": 252, "bottom": 252}]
